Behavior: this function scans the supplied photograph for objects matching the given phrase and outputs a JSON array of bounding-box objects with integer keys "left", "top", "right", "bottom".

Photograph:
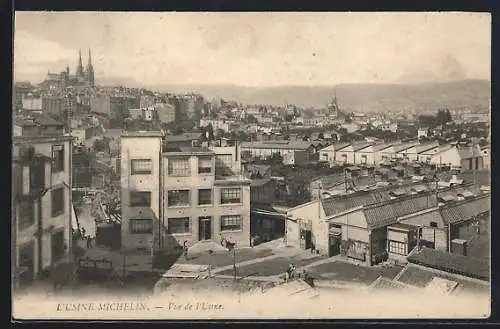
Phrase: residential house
[
  {"left": 14, "top": 114, "right": 66, "bottom": 137},
  {"left": 431, "top": 145, "right": 484, "bottom": 171},
  {"left": 318, "top": 143, "right": 351, "bottom": 163},
  {"left": 418, "top": 144, "right": 452, "bottom": 164},
  {"left": 401, "top": 142, "right": 440, "bottom": 162},
  {"left": 334, "top": 142, "right": 375, "bottom": 165},
  {"left": 377, "top": 141, "right": 419, "bottom": 162},
  {"left": 240, "top": 140, "right": 315, "bottom": 163},
  {"left": 12, "top": 117, "right": 72, "bottom": 287}
]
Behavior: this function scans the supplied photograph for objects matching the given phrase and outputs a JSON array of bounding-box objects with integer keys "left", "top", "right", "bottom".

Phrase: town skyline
[{"left": 14, "top": 12, "right": 491, "bottom": 87}]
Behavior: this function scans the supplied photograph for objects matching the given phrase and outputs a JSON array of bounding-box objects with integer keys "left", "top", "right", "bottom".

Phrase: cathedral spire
[
  {"left": 76, "top": 49, "right": 84, "bottom": 76},
  {"left": 87, "top": 48, "right": 93, "bottom": 68}
]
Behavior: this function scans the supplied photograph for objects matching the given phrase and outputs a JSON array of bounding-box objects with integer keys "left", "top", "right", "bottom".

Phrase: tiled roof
[
  {"left": 352, "top": 142, "right": 375, "bottom": 151},
  {"left": 372, "top": 143, "right": 394, "bottom": 152},
  {"left": 14, "top": 114, "right": 64, "bottom": 127},
  {"left": 322, "top": 191, "right": 391, "bottom": 217},
  {"left": 363, "top": 194, "right": 438, "bottom": 229},
  {"left": 415, "top": 142, "right": 440, "bottom": 153},
  {"left": 407, "top": 248, "right": 490, "bottom": 281},
  {"left": 440, "top": 194, "right": 490, "bottom": 224},
  {"left": 393, "top": 142, "right": 420, "bottom": 153},
  {"left": 240, "top": 141, "right": 313, "bottom": 150}
]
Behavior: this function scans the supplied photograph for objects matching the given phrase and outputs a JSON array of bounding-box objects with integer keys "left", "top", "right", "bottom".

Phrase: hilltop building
[{"left": 41, "top": 49, "right": 95, "bottom": 88}]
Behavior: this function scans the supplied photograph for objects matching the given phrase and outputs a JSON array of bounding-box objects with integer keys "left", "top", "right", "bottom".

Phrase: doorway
[{"left": 198, "top": 216, "right": 212, "bottom": 241}]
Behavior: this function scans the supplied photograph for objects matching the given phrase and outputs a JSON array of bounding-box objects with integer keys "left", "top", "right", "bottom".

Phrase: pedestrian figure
[
  {"left": 86, "top": 235, "right": 92, "bottom": 249},
  {"left": 81, "top": 227, "right": 86, "bottom": 239},
  {"left": 287, "top": 264, "right": 295, "bottom": 280},
  {"left": 183, "top": 240, "right": 189, "bottom": 260},
  {"left": 284, "top": 271, "right": 290, "bottom": 283}
]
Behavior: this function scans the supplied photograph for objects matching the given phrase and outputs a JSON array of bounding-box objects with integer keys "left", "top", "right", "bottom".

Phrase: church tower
[
  {"left": 76, "top": 49, "right": 84, "bottom": 77},
  {"left": 85, "top": 48, "right": 95, "bottom": 87}
]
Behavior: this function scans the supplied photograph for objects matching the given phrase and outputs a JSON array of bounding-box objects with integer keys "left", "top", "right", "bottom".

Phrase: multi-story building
[
  {"left": 120, "top": 131, "right": 163, "bottom": 254},
  {"left": 13, "top": 82, "right": 34, "bottom": 112},
  {"left": 120, "top": 132, "right": 251, "bottom": 255},
  {"left": 12, "top": 114, "right": 72, "bottom": 288},
  {"left": 155, "top": 103, "right": 176, "bottom": 124},
  {"left": 22, "top": 94, "right": 43, "bottom": 113}
]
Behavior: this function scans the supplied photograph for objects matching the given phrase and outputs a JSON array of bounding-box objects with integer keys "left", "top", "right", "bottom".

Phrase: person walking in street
[
  {"left": 81, "top": 227, "right": 86, "bottom": 238},
  {"left": 183, "top": 240, "right": 189, "bottom": 261},
  {"left": 86, "top": 235, "right": 92, "bottom": 249}
]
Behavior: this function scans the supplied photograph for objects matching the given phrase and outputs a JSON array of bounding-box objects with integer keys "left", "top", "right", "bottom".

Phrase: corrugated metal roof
[{"left": 440, "top": 195, "right": 490, "bottom": 224}]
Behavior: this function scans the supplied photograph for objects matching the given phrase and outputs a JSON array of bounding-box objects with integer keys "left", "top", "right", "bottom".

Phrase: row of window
[
  {"left": 129, "top": 215, "right": 242, "bottom": 234},
  {"left": 130, "top": 155, "right": 234, "bottom": 177},
  {"left": 129, "top": 188, "right": 242, "bottom": 207},
  {"left": 18, "top": 187, "right": 65, "bottom": 230}
]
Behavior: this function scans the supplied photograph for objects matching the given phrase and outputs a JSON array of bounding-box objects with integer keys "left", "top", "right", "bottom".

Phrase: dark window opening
[
  {"left": 51, "top": 187, "right": 64, "bottom": 217},
  {"left": 129, "top": 191, "right": 151, "bottom": 207},
  {"left": 168, "top": 217, "right": 190, "bottom": 234}
]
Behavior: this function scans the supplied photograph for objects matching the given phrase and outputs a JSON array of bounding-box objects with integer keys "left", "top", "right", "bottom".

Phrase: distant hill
[{"left": 98, "top": 78, "right": 491, "bottom": 113}]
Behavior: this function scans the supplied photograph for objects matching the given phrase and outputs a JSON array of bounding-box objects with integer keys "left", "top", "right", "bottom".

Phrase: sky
[{"left": 13, "top": 12, "right": 491, "bottom": 87}]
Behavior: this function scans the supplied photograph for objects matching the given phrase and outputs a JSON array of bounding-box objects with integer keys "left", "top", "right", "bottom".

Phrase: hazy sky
[{"left": 13, "top": 12, "right": 491, "bottom": 86}]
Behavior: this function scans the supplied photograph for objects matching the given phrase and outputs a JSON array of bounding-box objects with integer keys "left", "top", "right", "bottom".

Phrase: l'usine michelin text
[{"left": 57, "top": 302, "right": 148, "bottom": 312}]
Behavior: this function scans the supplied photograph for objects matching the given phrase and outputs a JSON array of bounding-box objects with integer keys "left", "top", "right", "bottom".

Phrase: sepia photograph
[{"left": 11, "top": 11, "right": 491, "bottom": 319}]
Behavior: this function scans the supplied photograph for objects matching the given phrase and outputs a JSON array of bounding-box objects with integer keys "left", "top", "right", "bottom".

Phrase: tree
[
  {"left": 245, "top": 114, "right": 259, "bottom": 124},
  {"left": 270, "top": 152, "right": 283, "bottom": 165},
  {"left": 436, "top": 108, "right": 452, "bottom": 126}
]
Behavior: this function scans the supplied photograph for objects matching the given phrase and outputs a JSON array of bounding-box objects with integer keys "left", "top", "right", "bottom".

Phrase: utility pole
[{"left": 232, "top": 247, "right": 236, "bottom": 281}]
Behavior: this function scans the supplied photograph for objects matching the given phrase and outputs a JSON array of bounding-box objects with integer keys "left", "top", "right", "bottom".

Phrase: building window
[
  {"left": 168, "top": 190, "right": 191, "bottom": 207},
  {"left": 51, "top": 187, "right": 64, "bottom": 217},
  {"left": 168, "top": 217, "right": 191, "bottom": 234},
  {"left": 51, "top": 230, "right": 65, "bottom": 262},
  {"left": 168, "top": 157, "right": 190, "bottom": 176},
  {"left": 131, "top": 159, "right": 152, "bottom": 175},
  {"left": 220, "top": 215, "right": 242, "bottom": 231},
  {"left": 129, "top": 191, "right": 151, "bottom": 207},
  {"left": 388, "top": 240, "right": 406, "bottom": 255},
  {"left": 198, "top": 156, "right": 213, "bottom": 174},
  {"left": 198, "top": 189, "right": 212, "bottom": 205},
  {"left": 220, "top": 188, "right": 242, "bottom": 204},
  {"left": 130, "top": 219, "right": 153, "bottom": 233},
  {"left": 18, "top": 199, "right": 35, "bottom": 230},
  {"left": 52, "top": 145, "right": 65, "bottom": 172}
]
